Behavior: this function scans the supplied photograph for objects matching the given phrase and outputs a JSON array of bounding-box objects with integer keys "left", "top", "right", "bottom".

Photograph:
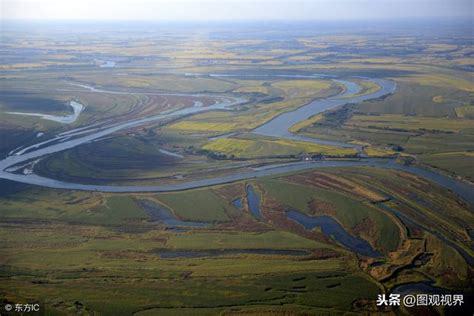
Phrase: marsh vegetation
[{"left": 0, "top": 20, "right": 473, "bottom": 315}]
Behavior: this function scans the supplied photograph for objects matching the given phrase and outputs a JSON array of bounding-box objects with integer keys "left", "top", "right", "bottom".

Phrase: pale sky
[{"left": 2, "top": 0, "right": 473, "bottom": 21}]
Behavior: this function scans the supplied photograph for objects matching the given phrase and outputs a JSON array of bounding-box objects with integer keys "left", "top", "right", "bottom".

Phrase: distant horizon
[
  {"left": 2, "top": 0, "right": 472, "bottom": 21},
  {"left": 2, "top": 16, "right": 472, "bottom": 25}
]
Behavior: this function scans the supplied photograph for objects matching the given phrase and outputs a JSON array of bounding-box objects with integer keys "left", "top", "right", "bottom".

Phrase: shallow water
[
  {"left": 137, "top": 199, "right": 208, "bottom": 228},
  {"left": 0, "top": 77, "right": 472, "bottom": 211},
  {"left": 287, "top": 209, "right": 381, "bottom": 257},
  {"left": 232, "top": 197, "right": 243, "bottom": 209},
  {"left": 252, "top": 78, "right": 396, "bottom": 150},
  {"left": 391, "top": 281, "right": 448, "bottom": 296},
  {"left": 158, "top": 149, "right": 184, "bottom": 159},
  {"left": 378, "top": 203, "right": 474, "bottom": 265},
  {"left": 6, "top": 100, "right": 84, "bottom": 124},
  {"left": 246, "top": 185, "right": 262, "bottom": 219},
  {"left": 100, "top": 60, "right": 116, "bottom": 68}
]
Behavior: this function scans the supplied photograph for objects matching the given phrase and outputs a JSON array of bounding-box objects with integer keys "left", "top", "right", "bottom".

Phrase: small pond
[
  {"left": 287, "top": 210, "right": 381, "bottom": 257},
  {"left": 246, "top": 185, "right": 262, "bottom": 220}
]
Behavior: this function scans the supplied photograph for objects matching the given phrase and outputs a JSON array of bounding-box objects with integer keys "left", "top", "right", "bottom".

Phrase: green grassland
[
  {"left": 322, "top": 167, "right": 474, "bottom": 241},
  {"left": 297, "top": 80, "right": 474, "bottom": 181},
  {"left": 340, "top": 81, "right": 469, "bottom": 118},
  {"left": 165, "top": 78, "right": 341, "bottom": 135},
  {"left": 317, "top": 168, "right": 474, "bottom": 279},
  {"left": 34, "top": 133, "right": 258, "bottom": 184},
  {"left": 70, "top": 73, "right": 239, "bottom": 93},
  {"left": 0, "top": 93, "right": 68, "bottom": 113},
  {"left": 270, "top": 79, "right": 334, "bottom": 98},
  {"left": 258, "top": 178, "right": 401, "bottom": 253},
  {"left": 265, "top": 167, "right": 473, "bottom": 289},
  {"left": 154, "top": 189, "right": 234, "bottom": 222},
  {"left": 0, "top": 189, "right": 149, "bottom": 225},
  {"left": 348, "top": 114, "right": 474, "bottom": 133},
  {"left": 1, "top": 23, "right": 473, "bottom": 315},
  {"left": 419, "top": 152, "right": 474, "bottom": 182},
  {"left": 6, "top": 36, "right": 473, "bottom": 182},
  {"left": 35, "top": 136, "right": 186, "bottom": 181},
  {"left": 30, "top": 77, "right": 344, "bottom": 183},
  {"left": 341, "top": 79, "right": 381, "bottom": 98},
  {"left": 0, "top": 80, "right": 146, "bottom": 128},
  {"left": 455, "top": 105, "right": 474, "bottom": 119},
  {"left": 166, "top": 230, "right": 328, "bottom": 250},
  {"left": 1, "top": 164, "right": 473, "bottom": 314}
]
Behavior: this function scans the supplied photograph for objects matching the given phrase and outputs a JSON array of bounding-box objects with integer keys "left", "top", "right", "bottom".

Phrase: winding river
[
  {"left": 6, "top": 100, "right": 85, "bottom": 124},
  {"left": 0, "top": 76, "right": 472, "bottom": 210},
  {"left": 253, "top": 78, "right": 394, "bottom": 150}
]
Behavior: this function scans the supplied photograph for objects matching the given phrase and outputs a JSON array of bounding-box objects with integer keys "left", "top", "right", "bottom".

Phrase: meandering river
[
  {"left": 7, "top": 100, "right": 84, "bottom": 124},
  {"left": 253, "top": 78, "right": 395, "bottom": 149},
  {"left": 0, "top": 76, "right": 472, "bottom": 210}
]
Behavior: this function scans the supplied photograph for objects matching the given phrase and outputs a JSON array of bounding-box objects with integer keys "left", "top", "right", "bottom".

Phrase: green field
[
  {"left": 258, "top": 179, "right": 401, "bottom": 252},
  {"left": 296, "top": 80, "right": 474, "bottom": 180},
  {"left": 1, "top": 20, "right": 473, "bottom": 316},
  {"left": 155, "top": 189, "right": 234, "bottom": 222},
  {"left": 166, "top": 230, "right": 329, "bottom": 250}
]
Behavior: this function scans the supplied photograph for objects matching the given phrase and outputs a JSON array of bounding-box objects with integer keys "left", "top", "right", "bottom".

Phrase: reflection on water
[
  {"left": 287, "top": 210, "right": 381, "bottom": 257},
  {"left": 378, "top": 203, "right": 474, "bottom": 265},
  {"left": 1, "top": 77, "right": 473, "bottom": 214},
  {"left": 253, "top": 78, "right": 396, "bottom": 150},
  {"left": 246, "top": 185, "right": 262, "bottom": 219},
  {"left": 232, "top": 197, "right": 243, "bottom": 209},
  {"left": 6, "top": 101, "right": 84, "bottom": 124},
  {"left": 137, "top": 199, "right": 208, "bottom": 228},
  {"left": 392, "top": 281, "right": 448, "bottom": 296}
]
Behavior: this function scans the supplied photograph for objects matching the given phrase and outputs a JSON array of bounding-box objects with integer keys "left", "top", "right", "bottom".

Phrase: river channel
[{"left": 0, "top": 76, "right": 472, "bottom": 210}]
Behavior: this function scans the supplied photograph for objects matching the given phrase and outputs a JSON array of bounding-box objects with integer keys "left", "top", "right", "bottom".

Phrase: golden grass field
[
  {"left": 203, "top": 137, "right": 356, "bottom": 157},
  {"left": 289, "top": 114, "right": 323, "bottom": 133},
  {"left": 347, "top": 114, "right": 474, "bottom": 132}
]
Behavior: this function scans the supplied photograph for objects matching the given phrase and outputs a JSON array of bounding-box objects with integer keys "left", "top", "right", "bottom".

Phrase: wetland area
[{"left": 0, "top": 18, "right": 473, "bottom": 316}]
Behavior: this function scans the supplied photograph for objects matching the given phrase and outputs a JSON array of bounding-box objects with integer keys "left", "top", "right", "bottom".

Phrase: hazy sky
[{"left": 2, "top": 0, "right": 473, "bottom": 21}]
